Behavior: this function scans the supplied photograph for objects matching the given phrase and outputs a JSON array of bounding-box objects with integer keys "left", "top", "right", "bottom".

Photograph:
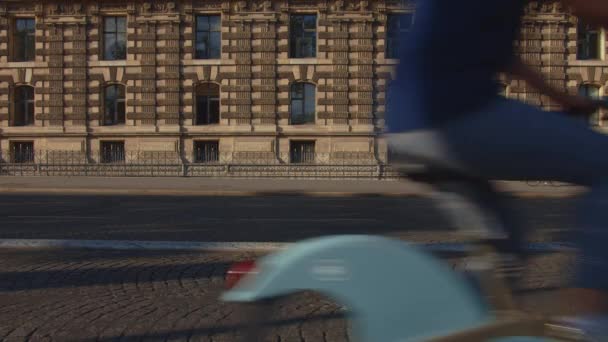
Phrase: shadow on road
[{"left": 0, "top": 194, "right": 576, "bottom": 242}]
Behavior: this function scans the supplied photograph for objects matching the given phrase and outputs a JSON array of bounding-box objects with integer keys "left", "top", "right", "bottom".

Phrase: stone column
[
  {"left": 518, "top": 20, "right": 543, "bottom": 107},
  {"left": 252, "top": 18, "right": 278, "bottom": 127},
  {"left": 65, "top": 21, "right": 88, "bottom": 128},
  {"left": 45, "top": 23, "right": 65, "bottom": 127},
  {"left": 130, "top": 19, "right": 157, "bottom": 126},
  {"left": 542, "top": 20, "right": 568, "bottom": 111},
  {"left": 321, "top": 18, "right": 350, "bottom": 127},
  {"left": 157, "top": 20, "right": 181, "bottom": 127},
  {"left": 350, "top": 18, "right": 374, "bottom": 129},
  {"left": 0, "top": 4, "right": 9, "bottom": 124},
  {"left": 86, "top": 3, "right": 101, "bottom": 128},
  {"left": 224, "top": 18, "right": 252, "bottom": 126}
]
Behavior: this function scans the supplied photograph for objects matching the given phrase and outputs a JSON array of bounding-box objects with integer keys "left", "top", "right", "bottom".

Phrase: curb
[
  {"left": 0, "top": 238, "right": 576, "bottom": 254},
  {"left": 0, "top": 187, "right": 581, "bottom": 198},
  {"left": 0, "top": 187, "right": 266, "bottom": 197},
  {"left": 0, "top": 187, "right": 424, "bottom": 198}
]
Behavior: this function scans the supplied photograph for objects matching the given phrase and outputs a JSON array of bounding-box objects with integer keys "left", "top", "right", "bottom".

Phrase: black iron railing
[{"left": 0, "top": 150, "right": 399, "bottom": 179}]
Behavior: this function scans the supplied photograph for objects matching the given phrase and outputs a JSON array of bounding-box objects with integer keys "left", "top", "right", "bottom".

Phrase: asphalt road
[{"left": 0, "top": 194, "right": 577, "bottom": 242}]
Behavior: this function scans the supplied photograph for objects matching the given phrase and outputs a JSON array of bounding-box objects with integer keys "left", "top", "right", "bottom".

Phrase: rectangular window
[
  {"left": 290, "top": 141, "right": 315, "bottom": 164},
  {"left": 12, "top": 18, "right": 35, "bottom": 62},
  {"left": 100, "top": 141, "right": 125, "bottom": 163},
  {"left": 578, "top": 22, "right": 602, "bottom": 60},
  {"left": 386, "top": 14, "right": 413, "bottom": 59},
  {"left": 104, "top": 85, "right": 126, "bottom": 125},
  {"left": 195, "top": 84, "right": 220, "bottom": 125},
  {"left": 290, "top": 14, "right": 317, "bottom": 58},
  {"left": 290, "top": 83, "right": 316, "bottom": 124},
  {"left": 196, "top": 96, "right": 220, "bottom": 124},
  {"left": 13, "top": 86, "right": 35, "bottom": 126},
  {"left": 103, "top": 17, "right": 127, "bottom": 60},
  {"left": 194, "top": 141, "right": 219, "bottom": 163},
  {"left": 9, "top": 141, "right": 34, "bottom": 163},
  {"left": 195, "top": 15, "right": 221, "bottom": 59}
]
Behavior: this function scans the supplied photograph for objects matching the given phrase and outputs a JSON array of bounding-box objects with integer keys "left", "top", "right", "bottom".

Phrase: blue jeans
[{"left": 388, "top": 97, "right": 608, "bottom": 291}]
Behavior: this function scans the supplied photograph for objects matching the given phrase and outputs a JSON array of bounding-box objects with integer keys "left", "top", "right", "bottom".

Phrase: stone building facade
[{"left": 0, "top": 0, "right": 606, "bottom": 170}]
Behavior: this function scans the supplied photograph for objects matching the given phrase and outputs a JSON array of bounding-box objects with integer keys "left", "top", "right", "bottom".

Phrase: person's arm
[
  {"left": 561, "top": 0, "right": 608, "bottom": 28},
  {"left": 505, "top": 58, "right": 601, "bottom": 115}
]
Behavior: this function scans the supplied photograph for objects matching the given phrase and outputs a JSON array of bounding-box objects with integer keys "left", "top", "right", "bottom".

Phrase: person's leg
[{"left": 435, "top": 97, "right": 608, "bottom": 315}]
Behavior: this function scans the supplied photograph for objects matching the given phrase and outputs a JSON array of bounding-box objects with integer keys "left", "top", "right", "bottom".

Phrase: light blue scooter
[{"left": 221, "top": 131, "right": 587, "bottom": 342}]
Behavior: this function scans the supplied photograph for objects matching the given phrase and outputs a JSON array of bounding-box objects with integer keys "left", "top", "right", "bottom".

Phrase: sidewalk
[{"left": 0, "top": 176, "right": 585, "bottom": 197}]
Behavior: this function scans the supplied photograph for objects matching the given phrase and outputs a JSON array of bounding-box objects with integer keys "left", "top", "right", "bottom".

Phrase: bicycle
[{"left": 220, "top": 129, "right": 589, "bottom": 342}]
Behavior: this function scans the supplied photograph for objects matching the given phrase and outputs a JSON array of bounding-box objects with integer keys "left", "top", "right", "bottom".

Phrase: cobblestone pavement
[{"left": 0, "top": 248, "right": 576, "bottom": 342}]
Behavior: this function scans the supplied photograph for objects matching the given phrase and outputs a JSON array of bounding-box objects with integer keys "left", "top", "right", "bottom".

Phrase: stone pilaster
[
  {"left": 224, "top": 16, "right": 253, "bottom": 126},
  {"left": 251, "top": 17, "right": 278, "bottom": 126},
  {"left": 0, "top": 4, "right": 8, "bottom": 123}
]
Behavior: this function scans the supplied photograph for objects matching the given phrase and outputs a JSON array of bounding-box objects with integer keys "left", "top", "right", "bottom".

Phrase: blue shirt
[{"left": 386, "top": 0, "right": 525, "bottom": 132}]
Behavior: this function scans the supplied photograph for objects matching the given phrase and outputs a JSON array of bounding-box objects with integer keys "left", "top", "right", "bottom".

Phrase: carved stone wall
[{"left": 0, "top": 0, "right": 606, "bottom": 163}]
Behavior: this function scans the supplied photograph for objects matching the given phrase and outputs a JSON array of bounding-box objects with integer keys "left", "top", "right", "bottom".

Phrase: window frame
[
  {"left": 11, "top": 17, "right": 36, "bottom": 62},
  {"left": 100, "top": 141, "right": 125, "bottom": 164},
  {"left": 103, "top": 84, "right": 126, "bottom": 126},
  {"left": 386, "top": 13, "right": 414, "bottom": 59},
  {"left": 9, "top": 141, "right": 34, "bottom": 164},
  {"left": 12, "top": 85, "right": 35, "bottom": 127},
  {"left": 194, "top": 15, "right": 222, "bottom": 60},
  {"left": 102, "top": 16, "right": 127, "bottom": 61},
  {"left": 194, "top": 83, "right": 220, "bottom": 125},
  {"left": 193, "top": 140, "right": 220, "bottom": 163},
  {"left": 577, "top": 21, "right": 605, "bottom": 61},
  {"left": 289, "top": 14, "right": 318, "bottom": 59},
  {"left": 290, "top": 141, "right": 315, "bottom": 164},
  {"left": 289, "top": 82, "right": 316, "bottom": 125}
]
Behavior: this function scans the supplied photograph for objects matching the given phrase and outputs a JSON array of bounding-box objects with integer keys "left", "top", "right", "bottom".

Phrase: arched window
[
  {"left": 290, "top": 82, "right": 315, "bottom": 125},
  {"left": 104, "top": 84, "right": 125, "bottom": 125},
  {"left": 195, "top": 83, "right": 220, "bottom": 125},
  {"left": 12, "top": 85, "right": 34, "bottom": 126},
  {"left": 579, "top": 84, "right": 602, "bottom": 126}
]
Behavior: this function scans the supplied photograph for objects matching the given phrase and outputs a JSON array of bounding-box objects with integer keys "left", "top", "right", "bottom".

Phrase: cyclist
[{"left": 385, "top": 0, "right": 608, "bottom": 338}]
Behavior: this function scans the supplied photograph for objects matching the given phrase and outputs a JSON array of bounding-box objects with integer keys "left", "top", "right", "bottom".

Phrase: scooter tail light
[{"left": 224, "top": 260, "right": 257, "bottom": 290}]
